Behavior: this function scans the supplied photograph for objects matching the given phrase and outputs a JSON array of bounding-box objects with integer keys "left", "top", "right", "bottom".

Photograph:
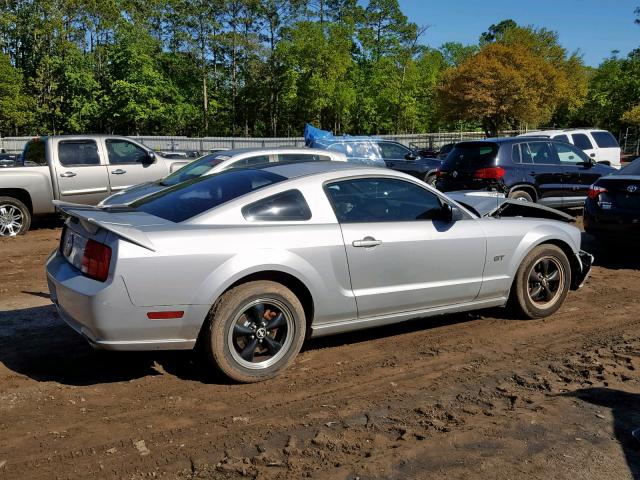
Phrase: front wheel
[
  {"left": 203, "top": 281, "right": 306, "bottom": 382},
  {"left": 0, "top": 196, "right": 31, "bottom": 236},
  {"left": 509, "top": 245, "right": 571, "bottom": 319}
]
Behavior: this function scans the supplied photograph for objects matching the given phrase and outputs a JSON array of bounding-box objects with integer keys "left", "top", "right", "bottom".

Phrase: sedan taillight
[
  {"left": 81, "top": 239, "right": 112, "bottom": 282},
  {"left": 587, "top": 185, "right": 608, "bottom": 200},
  {"left": 474, "top": 167, "right": 505, "bottom": 179}
]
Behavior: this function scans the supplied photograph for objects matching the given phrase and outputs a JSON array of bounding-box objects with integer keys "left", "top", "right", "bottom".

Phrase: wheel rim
[
  {"left": 227, "top": 298, "right": 295, "bottom": 370},
  {"left": 0, "top": 204, "right": 23, "bottom": 236},
  {"left": 526, "top": 256, "right": 564, "bottom": 309}
]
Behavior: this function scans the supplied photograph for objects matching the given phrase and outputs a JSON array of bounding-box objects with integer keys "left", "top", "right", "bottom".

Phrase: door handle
[
  {"left": 60, "top": 171, "right": 77, "bottom": 178},
  {"left": 111, "top": 169, "right": 127, "bottom": 175},
  {"left": 352, "top": 236, "right": 382, "bottom": 248}
]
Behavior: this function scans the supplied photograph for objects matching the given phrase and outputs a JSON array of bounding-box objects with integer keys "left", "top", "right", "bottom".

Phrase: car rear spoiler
[{"left": 53, "top": 201, "right": 156, "bottom": 251}]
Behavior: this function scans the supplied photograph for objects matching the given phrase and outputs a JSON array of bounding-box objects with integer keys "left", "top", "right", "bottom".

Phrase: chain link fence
[{"left": 0, "top": 130, "right": 525, "bottom": 155}]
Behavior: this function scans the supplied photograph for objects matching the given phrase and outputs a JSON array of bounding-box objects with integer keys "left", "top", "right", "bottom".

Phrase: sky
[{"left": 397, "top": 0, "right": 639, "bottom": 66}]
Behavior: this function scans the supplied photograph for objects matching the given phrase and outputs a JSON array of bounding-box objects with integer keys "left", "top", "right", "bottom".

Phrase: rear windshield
[
  {"left": 616, "top": 158, "right": 640, "bottom": 175},
  {"left": 161, "top": 154, "right": 226, "bottom": 186},
  {"left": 133, "top": 169, "right": 286, "bottom": 222},
  {"left": 443, "top": 142, "right": 499, "bottom": 169},
  {"left": 591, "top": 131, "right": 619, "bottom": 149}
]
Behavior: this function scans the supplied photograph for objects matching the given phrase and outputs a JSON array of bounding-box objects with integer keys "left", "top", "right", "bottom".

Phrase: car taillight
[
  {"left": 81, "top": 239, "right": 111, "bottom": 282},
  {"left": 587, "top": 185, "right": 608, "bottom": 199},
  {"left": 436, "top": 167, "right": 444, "bottom": 177},
  {"left": 473, "top": 167, "right": 505, "bottom": 179}
]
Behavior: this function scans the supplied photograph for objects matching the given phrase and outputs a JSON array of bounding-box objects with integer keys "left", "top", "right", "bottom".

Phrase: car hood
[
  {"left": 100, "top": 182, "right": 166, "bottom": 205},
  {"left": 447, "top": 191, "right": 575, "bottom": 222}
]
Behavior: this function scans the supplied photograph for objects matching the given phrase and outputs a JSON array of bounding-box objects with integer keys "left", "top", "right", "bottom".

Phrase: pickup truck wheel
[
  {"left": 509, "top": 190, "right": 533, "bottom": 202},
  {"left": 509, "top": 244, "right": 570, "bottom": 319},
  {"left": 424, "top": 173, "right": 437, "bottom": 187},
  {"left": 0, "top": 197, "right": 30, "bottom": 236},
  {"left": 203, "top": 280, "right": 306, "bottom": 383}
]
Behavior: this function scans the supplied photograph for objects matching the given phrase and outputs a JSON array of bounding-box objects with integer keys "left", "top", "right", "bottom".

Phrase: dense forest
[{"left": 0, "top": 0, "right": 639, "bottom": 137}]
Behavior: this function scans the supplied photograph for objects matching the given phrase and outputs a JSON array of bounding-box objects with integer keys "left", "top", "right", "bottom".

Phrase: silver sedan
[{"left": 46, "top": 162, "right": 592, "bottom": 382}]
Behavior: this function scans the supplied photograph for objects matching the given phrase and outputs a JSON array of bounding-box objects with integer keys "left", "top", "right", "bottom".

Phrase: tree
[
  {"left": 438, "top": 42, "right": 569, "bottom": 136},
  {"left": 479, "top": 19, "right": 517, "bottom": 44},
  {"left": 439, "top": 42, "right": 477, "bottom": 67},
  {"left": 622, "top": 105, "right": 640, "bottom": 126},
  {"left": 0, "top": 53, "right": 32, "bottom": 135}
]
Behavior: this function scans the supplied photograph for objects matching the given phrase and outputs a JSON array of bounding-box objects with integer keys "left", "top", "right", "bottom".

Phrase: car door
[
  {"left": 377, "top": 141, "right": 414, "bottom": 168},
  {"left": 104, "top": 138, "right": 167, "bottom": 191},
  {"left": 551, "top": 141, "right": 591, "bottom": 206},
  {"left": 324, "top": 177, "right": 487, "bottom": 319},
  {"left": 521, "top": 141, "right": 565, "bottom": 207},
  {"left": 571, "top": 133, "right": 597, "bottom": 161},
  {"left": 54, "top": 138, "right": 110, "bottom": 205}
]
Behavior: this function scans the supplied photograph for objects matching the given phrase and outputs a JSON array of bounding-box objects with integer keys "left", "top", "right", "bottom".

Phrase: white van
[{"left": 519, "top": 129, "right": 621, "bottom": 169}]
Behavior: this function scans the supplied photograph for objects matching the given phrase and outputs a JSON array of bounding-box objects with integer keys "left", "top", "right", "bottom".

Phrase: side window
[
  {"left": 325, "top": 178, "right": 444, "bottom": 223},
  {"left": 553, "top": 143, "right": 588, "bottom": 165},
  {"left": 242, "top": 190, "right": 311, "bottom": 221},
  {"left": 58, "top": 140, "right": 100, "bottom": 167},
  {"left": 553, "top": 134, "right": 570, "bottom": 143},
  {"left": 591, "top": 131, "right": 619, "bottom": 148},
  {"left": 277, "top": 153, "right": 331, "bottom": 163},
  {"left": 23, "top": 140, "right": 47, "bottom": 166},
  {"left": 106, "top": 139, "right": 149, "bottom": 165},
  {"left": 529, "top": 142, "right": 559, "bottom": 165},
  {"left": 571, "top": 133, "right": 594, "bottom": 150},
  {"left": 378, "top": 142, "right": 411, "bottom": 159},
  {"left": 237, "top": 155, "right": 270, "bottom": 167}
]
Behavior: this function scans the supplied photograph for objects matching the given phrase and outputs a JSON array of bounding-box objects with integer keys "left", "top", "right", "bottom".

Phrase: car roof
[
  {"left": 456, "top": 136, "right": 571, "bottom": 146},
  {"left": 216, "top": 147, "right": 339, "bottom": 157},
  {"left": 259, "top": 160, "right": 365, "bottom": 178}
]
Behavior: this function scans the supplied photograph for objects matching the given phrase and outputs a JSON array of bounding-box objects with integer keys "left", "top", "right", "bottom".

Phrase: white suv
[{"left": 518, "top": 129, "right": 621, "bottom": 168}]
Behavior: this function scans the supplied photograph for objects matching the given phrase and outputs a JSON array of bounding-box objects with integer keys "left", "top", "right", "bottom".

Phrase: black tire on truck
[{"left": 0, "top": 196, "right": 31, "bottom": 236}]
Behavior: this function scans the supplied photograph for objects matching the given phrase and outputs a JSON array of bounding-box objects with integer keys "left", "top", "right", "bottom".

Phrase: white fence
[{"left": 0, "top": 130, "right": 527, "bottom": 154}]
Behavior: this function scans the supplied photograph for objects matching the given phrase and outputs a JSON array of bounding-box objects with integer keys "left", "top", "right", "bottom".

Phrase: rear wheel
[
  {"left": 203, "top": 281, "right": 306, "bottom": 382},
  {"left": 509, "top": 244, "right": 570, "bottom": 319},
  {"left": 508, "top": 190, "right": 533, "bottom": 203},
  {"left": 0, "top": 196, "right": 30, "bottom": 236}
]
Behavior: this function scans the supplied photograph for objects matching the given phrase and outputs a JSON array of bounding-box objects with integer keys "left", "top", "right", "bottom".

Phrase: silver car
[
  {"left": 100, "top": 147, "right": 347, "bottom": 205},
  {"left": 46, "top": 162, "right": 592, "bottom": 382}
]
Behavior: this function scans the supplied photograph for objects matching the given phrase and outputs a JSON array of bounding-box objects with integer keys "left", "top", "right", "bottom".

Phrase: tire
[
  {"left": 509, "top": 244, "right": 571, "bottom": 319},
  {"left": 0, "top": 196, "right": 31, "bottom": 236},
  {"left": 424, "top": 173, "right": 437, "bottom": 187},
  {"left": 203, "top": 280, "right": 306, "bottom": 382},
  {"left": 509, "top": 190, "right": 533, "bottom": 203}
]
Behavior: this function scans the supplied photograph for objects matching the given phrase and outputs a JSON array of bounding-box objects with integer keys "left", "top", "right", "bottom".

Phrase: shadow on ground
[
  {"left": 581, "top": 232, "right": 640, "bottom": 270},
  {"left": 567, "top": 387, "right": 640, "bottom": 480},
  {"left": 0, "top": 303, "right": 483, "bottom": 386}
]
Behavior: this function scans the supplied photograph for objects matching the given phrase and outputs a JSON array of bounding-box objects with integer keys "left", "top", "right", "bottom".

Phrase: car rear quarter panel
[
  {"left": 116, "top": 224, "right": 357, "bottom": 336},
  {"left": 476, "top": 217, "right": 582, "bottom": 299}
]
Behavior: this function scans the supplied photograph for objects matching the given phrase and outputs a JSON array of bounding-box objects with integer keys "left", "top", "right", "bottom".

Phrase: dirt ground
[{"left": 0, "top": 217, "right": 639, "bottom": 480}]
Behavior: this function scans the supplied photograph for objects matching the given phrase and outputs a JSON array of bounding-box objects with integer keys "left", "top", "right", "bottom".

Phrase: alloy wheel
[
  {"left": 526, "top": 256, "right": 564, "bottom": 308},
  {"left": 0, "top": 204, "right": 23, "bottom": 236}
]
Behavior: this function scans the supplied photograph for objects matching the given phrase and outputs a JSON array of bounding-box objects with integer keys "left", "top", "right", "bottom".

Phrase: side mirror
[
  {"left": 144, "top": 151, "right": 156, "bottom": 164},
  {"left": 404, "top": 152, "right": 417, "bottom": 161},
  {"left": 436, "top": 204, "right": 464, "bottom": 222}
]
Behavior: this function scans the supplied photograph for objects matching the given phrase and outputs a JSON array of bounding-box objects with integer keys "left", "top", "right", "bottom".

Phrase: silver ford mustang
[{"left": 46, "top": 162, "right": 592, "bottom": 382}]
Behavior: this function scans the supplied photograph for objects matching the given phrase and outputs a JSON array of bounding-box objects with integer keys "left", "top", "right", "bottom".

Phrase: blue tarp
[{"left": 303, "top": 124, "right": 386, "bottom": 167}]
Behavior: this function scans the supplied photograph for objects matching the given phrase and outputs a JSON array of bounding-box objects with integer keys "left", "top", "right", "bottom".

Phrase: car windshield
[
  {"left": 160, "top": 154, "right": 227, "bottom": 186},
  {"left": 443, "top": 142, "right": 499, "bottom": 169},
  {"left": 616, "top": 158, "right": 640, "bottom": 176},
  {"left": 133, "top": 169, "right": 286, "bottom": 222}
]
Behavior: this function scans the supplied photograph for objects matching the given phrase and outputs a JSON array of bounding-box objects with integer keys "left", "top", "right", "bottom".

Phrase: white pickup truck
[{"left": 0, "top": 135, "right": 191, "bottom": 235}]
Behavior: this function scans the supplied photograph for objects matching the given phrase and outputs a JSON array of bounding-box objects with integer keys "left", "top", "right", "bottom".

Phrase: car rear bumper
[
  {"left": 46, "top": 249, "right": 201, "bottom": 351},
  {"left": 583, "top": 206, "right": 640, "bottom": 238}
]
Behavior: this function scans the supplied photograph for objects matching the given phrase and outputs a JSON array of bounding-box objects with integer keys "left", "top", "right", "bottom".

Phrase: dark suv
[{"left": 435, "top": 138, "right": 616, "bottom": 207}]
